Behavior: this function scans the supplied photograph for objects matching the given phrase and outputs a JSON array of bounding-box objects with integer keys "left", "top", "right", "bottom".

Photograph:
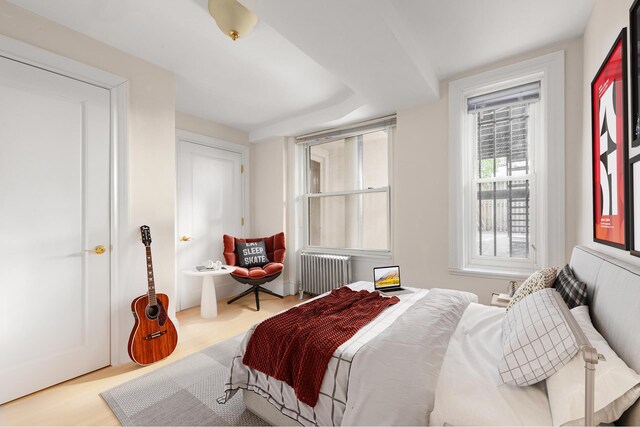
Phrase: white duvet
[
  {"left": 222, "top": 282, "right": 476, "bottom": 426},
  {"left": 429, "top": 302, "right": 553, "bottom": 426},
  {"left": 342, "top": 287, "right": 477, "bottom": 426}
]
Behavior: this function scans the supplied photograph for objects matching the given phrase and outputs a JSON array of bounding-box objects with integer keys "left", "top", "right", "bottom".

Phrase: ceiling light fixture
[{"left": 208, "top": 0, "right": 258, "bottom": 41}]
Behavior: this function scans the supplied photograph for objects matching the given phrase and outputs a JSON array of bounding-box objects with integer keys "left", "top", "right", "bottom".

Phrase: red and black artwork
[
  {"left": 591, "top": 29, "right": 629, "bottom": 250},
  {"left": 630, "top": 0, "right": 640, "bottom": 161},
  {"left": 630, "top": 2, "right": 640, "bottom": 256}
]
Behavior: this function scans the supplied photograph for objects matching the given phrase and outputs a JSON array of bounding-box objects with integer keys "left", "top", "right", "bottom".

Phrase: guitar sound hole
[{"left": 145, "top": 304, "right": 160, "bottom": 320}]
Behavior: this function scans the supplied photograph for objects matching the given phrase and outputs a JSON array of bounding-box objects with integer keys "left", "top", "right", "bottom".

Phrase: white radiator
[{"left": 300, "top": 252, "right": 352, "bottom": 295}]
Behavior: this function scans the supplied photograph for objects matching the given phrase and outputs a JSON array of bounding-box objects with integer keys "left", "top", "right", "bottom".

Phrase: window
[
  {"left": 299, "top": 119, "right": 394, "bottom": 253},
  {"left": 471, "top": 83, "right": 539, "bottom": 262},
  {"left": 449, "top": 52, "right": 565, "bottom": 277}
]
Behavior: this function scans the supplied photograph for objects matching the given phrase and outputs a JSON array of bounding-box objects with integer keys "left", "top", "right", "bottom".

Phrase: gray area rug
[{"left": 101, "top": 334, "right": 267, "bottom": 426}]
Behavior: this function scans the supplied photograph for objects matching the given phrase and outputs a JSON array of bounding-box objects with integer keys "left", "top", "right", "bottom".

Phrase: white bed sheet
[{"left": 429, "top": 302, "right": 553, "bottom": 426}]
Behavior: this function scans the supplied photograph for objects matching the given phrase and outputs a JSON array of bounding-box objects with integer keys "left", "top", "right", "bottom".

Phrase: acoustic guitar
[{"left": 128, "top": 225, "right": 178, "bottom": 365}]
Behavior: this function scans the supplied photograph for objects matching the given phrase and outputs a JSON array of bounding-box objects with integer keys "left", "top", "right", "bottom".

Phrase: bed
[{"left": 224, "top": 246, "right": 640, "bottom": 426}]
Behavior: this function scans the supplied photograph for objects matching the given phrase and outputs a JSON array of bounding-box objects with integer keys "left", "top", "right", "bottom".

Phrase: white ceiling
[{"left": 9, "top": 0, "right": 593, "bottom": 141}]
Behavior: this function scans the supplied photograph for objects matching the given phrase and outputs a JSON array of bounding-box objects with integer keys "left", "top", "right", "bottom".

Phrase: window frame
[
  {"left": 468, "top": 94, "right": 540, "bottom": 271},
  {"left": 301, "top": 126, "right": 394, "bottom": 256},
  {"left": 449, "top": 52, "right": 565, "bottom": 278}
]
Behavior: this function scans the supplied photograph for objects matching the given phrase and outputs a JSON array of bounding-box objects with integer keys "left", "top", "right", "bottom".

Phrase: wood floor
[{"left": 0, "top": 294, "right": 304, "bottom": 426}]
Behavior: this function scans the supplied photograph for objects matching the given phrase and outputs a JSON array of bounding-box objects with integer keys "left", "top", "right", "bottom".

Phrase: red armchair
[{"left": 223, "top": 232, "right": 285, "bottom": 311}]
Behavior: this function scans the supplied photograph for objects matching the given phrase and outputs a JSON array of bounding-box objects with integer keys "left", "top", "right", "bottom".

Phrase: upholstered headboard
[{"left": 570, "top": 246, "right": 640, "bottom": 425}]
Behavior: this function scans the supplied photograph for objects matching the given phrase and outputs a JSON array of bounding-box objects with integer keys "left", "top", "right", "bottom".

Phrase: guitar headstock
[{"left": 140, "top": 225, "right": 152, "bottom": 246}]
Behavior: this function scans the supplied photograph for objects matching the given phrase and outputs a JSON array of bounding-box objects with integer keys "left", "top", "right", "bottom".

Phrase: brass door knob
[
  {"left": 180, "top": 235, "right": 191, "bottom": 242},
  {"left": 85, "top": 245, "right": 106, "bottom": 255}
]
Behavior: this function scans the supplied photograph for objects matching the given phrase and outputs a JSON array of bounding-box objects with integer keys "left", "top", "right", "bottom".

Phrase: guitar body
[{"left": 128, "top": 293, "right": 178, "bottom": 366}]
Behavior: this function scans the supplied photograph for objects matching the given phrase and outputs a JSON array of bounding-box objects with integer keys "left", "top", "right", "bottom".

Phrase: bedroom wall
[
  {"left": 251, "top": 136, "right": 291, "bottom": 293},
  {"left": 393, "top": 37, "right": 584, "bottom": 304},
  {"left": 176, "top": 111, "right": 250, "bottom": 146},
  {"left": 0, "top": 0, "right": 177, "bottom": 364},
  {"left": 258, "top": 38, "right": 584, "bottom": 303},
  {"left": 576, "top": 0, "right": 640, "bottom": 268},
  {"left": 251, "top": 137, "right": 287, "bottom": 239}
]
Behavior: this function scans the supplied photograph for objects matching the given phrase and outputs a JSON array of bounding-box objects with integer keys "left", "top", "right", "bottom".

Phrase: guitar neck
[{"left": 145, "top": 246, "right": 157, "bottom": 306}]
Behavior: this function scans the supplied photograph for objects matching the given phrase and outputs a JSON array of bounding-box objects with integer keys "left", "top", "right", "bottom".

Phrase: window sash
[
  {"left": 475, "top": 104, "right": 531, "bottom": 180},
  {"left": 473, "top": 177, "right": 532, "bottom": 260},
  {"left": 466, "top": 99, "right": 537, "bottom": 270},
  {"left": 305, "top": 129, "right": 391, "bottom": 195},
  {"left": 302, "top": 126, "right": 392, "bottom": 253},
  {"left": 306, "top": 187, "right": 389, "bottom": 198},
  {"left": 466, "top": 177, "right": 537, "bottom": 270},
  {"left": 304, "top": 188, "right": 391, "bottom": 252},
  {"left": 474, "top": 174, "right": 534, "bottom": 184},
  {"left": 305, "top": 134, "right": 365, "bottom": 195}
]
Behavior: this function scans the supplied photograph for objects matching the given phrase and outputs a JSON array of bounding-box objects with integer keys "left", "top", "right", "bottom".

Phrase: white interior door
[
  {"left": 177, "top": 139, "right": 244, "bottom": 310},
  {"left": 0, "top": 56, "right": 111, "bottom": 404}
]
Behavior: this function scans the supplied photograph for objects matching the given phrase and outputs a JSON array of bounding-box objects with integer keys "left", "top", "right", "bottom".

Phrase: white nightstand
[
  {"left": 182, "top": 266, "right": 236, "bottom": 318},
  {"left": 491, "top": 292, "right": 512, "bottom": 308}
]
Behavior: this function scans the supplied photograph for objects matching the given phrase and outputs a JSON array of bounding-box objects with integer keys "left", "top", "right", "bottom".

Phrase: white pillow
[
  {"left": 499, "top": 288, "right": 578, "bottom": 386},
  {"left": 546, "top": 305, "right": 640, "bottom": 426}
]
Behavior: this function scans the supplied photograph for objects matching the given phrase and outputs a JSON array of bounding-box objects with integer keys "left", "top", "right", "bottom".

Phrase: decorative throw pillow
[
  {"left": 506, "top": 266, "right": 557, "bottom": 311},
  {"left": 499, "top": 288, "right": 578, "bottom": 386},
  {"left": 236, "top": 241, "right": 269, "bottom": 268},
  {"left": 554, "top": 264, "right": 588, "bottom": 309}
]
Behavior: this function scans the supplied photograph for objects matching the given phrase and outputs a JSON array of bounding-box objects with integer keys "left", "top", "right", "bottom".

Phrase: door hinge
[
  {"left": 241, "top": 164, "right": 244, "bottom": 173},
  {"left": 241, "top": 217, "right": 245, "bottom": 226}
]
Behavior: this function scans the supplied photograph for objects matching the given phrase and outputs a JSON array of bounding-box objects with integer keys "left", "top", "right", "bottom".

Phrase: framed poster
[
  {"left": 630, "top": 162, "right": 640, "bottom": 256},
  {"left": 631, "top": 2, "right": 640, "bottom": 256},
  {"left": 631, "top": 0, "right": 640, "bottom": 161},
  {"left": 591, "top": 29, "right": 629, "bottom": 250}
]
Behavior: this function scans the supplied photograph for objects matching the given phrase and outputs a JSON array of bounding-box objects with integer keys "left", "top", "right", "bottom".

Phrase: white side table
[{"left": 182, "top": 266, "right": 236, "bottom": 318}]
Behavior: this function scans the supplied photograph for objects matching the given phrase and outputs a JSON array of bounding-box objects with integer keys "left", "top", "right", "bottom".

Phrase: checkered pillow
[
  {"left": 506, "top": 267, "right": 557, "bottom": 311},
  {"left": 554, "top": 264, "right": 587, "bottom": 309},
  {"left": 499, "top": 288, "right": 578, "bottom": 386}
]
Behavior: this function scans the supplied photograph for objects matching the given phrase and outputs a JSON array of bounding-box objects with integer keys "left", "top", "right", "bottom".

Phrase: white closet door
[
  {"left": 0, "top": 56, "right": 111, "bottom": 404},
  {"left": 177, "top": 140, "right": 244, "bottom": 310}
]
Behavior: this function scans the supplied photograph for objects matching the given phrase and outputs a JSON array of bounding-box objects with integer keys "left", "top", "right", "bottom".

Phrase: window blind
[
  {"left": 476, "top": 104, "right": 529, "bottom": 164},
  {"left": 467, "top": 81, "right": 540, "bottom": 113},
  {"left": 295, "top": 115, "right": 396, "bottom": 145}
]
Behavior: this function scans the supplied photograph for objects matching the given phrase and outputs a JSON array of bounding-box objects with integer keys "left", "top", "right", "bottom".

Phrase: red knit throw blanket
[{"left": 242, "top": 287, "right": 399, "bottom": 407}]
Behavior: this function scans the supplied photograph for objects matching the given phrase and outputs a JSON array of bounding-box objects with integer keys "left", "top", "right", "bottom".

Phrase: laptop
[{"left": 373, "top": 265, "right": 413, "bottom": 295}]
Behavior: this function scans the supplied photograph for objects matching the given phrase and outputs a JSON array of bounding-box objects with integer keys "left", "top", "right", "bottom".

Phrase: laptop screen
[{"left": 373, "top": 266, "right": 401, "bottom": 289}]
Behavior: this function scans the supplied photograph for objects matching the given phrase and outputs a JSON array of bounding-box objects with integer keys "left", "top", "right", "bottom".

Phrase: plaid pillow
[
  {"left": 506, "top": 267, "right": 557, "bottom": 311},
  {"left": 499, "top": 288, "right": 578, "bottom": 386},
  {"left": 554, "top": 264, "right": 587, "bottom": 309}
]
